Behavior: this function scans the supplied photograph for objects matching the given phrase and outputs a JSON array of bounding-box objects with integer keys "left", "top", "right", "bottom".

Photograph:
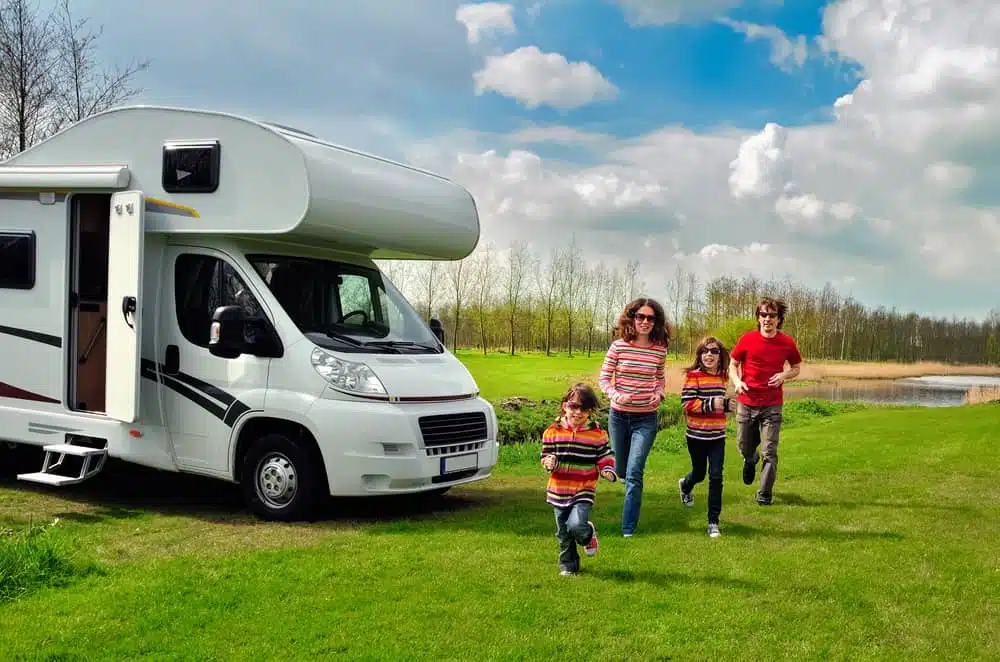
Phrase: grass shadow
[
  {"left": 776, "top": 491, "right": 975, "bottom": 513},
  {"left": 718, "top": 521, "right": 905, "bottom": 542},
  {"left": 589, "top": 567, "right": 763, "bottom": 591}
]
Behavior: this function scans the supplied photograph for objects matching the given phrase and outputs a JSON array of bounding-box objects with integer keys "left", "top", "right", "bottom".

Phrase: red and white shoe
[{"left": 584, "top": 521, "right": 599, "bottom": 557}]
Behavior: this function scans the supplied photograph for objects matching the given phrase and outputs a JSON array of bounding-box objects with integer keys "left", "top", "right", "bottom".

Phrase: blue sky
[{"left": 39, "top": 0, "right": 1000, "bottom": 320}]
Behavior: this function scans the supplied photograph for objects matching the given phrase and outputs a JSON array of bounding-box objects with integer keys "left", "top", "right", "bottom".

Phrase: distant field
[{"left": 456, "top": 350, "right": 1000, "bottom": 401}]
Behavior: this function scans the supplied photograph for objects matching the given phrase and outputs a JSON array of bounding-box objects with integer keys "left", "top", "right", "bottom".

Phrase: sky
[{"left": 56, "top": 0, "right": 1000, "bottom": 320}]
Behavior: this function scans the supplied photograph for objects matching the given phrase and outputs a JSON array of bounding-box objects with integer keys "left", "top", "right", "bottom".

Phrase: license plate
[{"left": 441, "top": 453, "right": 478, "bottom": 475}]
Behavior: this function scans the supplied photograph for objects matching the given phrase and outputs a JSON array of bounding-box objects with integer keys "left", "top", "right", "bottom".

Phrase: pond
[{"left": 785, "top": 375, "right": 1000, "bottom": 408}]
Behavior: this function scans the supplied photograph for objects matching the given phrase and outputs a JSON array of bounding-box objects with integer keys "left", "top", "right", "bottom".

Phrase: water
[{"left": 785, "top": 375, "right": 1000, "bottom": 408}]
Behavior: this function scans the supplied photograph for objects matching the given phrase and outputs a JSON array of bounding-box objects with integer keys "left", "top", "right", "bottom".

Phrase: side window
[
  {"left": 337, "top": 273, "right": 375, "bottom": 327},
  {"left": 0, "top": 232, "right": 36, "bottom": 290},
  {"left": 175, "top": 254, "right": 266, "bottom": 348}
]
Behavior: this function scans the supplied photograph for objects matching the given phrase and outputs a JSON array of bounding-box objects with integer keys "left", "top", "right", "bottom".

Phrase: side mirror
[
  {"left": 429, "top": 317, "right": 445, "bottom": 343},
  {"left": 209, "top": 305, "right": 245, "bottom": 359}
]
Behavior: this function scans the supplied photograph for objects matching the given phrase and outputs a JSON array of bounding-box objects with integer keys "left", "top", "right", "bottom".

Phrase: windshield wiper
[
  {"left": 320, "top": 328, "right": 366, "bottom": 347},
  {"left": 365, "top": 340, "right": 441, "bottom": 352}
]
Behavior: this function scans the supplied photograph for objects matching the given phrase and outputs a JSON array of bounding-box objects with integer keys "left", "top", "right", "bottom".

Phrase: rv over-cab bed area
[{"left": 0, "top": 105, "right": 481, "bottom": 261}]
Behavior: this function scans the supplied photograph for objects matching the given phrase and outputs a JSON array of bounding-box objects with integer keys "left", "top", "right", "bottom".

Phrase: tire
[{"left": 240, "top": 433, "right": 322, "bottom": 522}]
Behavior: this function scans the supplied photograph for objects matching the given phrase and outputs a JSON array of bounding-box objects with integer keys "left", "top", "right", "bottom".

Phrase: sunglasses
[
  {"left": 759, "top": 312, "right": 778, "bottom": 319},
  {"left": 633, "top": 313, "right": 656, "bottom": 322},
  {"left": 564, "top": 402, "right": 591, "bottom": 411},
  {"left": 701, "top": 347, "right": 721, "bottom": 355}
]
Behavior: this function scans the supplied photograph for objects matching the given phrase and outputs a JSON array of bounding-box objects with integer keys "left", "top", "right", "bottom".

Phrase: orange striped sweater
[
  {"left": 598, "top": 339, "right": 667, "bottom": 413},
  {"left": 540, "top": 420, "right": 615, "bottom": 507},
  {"left": 681, "top": 369, "right": 729, "bottom": 442}
]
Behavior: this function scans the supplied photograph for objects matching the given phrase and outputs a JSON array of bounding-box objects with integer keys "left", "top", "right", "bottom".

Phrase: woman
[{"left": 598, "top": 297, "right": 670, "bottom": 537}]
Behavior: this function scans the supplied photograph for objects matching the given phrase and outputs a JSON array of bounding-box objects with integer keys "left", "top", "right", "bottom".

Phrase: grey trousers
[{"left": 736, "top": 403, "right": 784, "bottom": 499}]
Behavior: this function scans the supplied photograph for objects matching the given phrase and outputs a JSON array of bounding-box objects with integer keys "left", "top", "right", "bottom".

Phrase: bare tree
[
  {"left": 559, "top": 236, "right": 584, "bottom": 357},
  {"left": 470, "top": 243, "right": 496, "bottom": 355},
  {"left": 0, "top": 0, "right": 56, "bottom": 157},
  {"left": 537, "top": 247, "right": 563, "bottom": 356},
  {"left": 49, "top": 0, "right": 149, "bottom": 133},
  {"left": 418, "top": 260, "right": 442, "bottom": 320},
  {"left": 585, "top": 261, "right": 607, "bottom": 356},
  {"left": 445, "top": 256, "right": 472, "bottom": 351},
  {"left": 503, "top": 240, "right": 530, "bottom": 355}
]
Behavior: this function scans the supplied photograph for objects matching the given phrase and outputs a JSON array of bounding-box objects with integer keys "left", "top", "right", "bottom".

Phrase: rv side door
[{"left": 104, "top": 190, "right": 145, "bottom": 423}]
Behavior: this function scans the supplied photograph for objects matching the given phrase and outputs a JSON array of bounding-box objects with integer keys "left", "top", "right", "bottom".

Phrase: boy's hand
[
  {"left": 541, "top": 455, "right": 557, "bottom": 472},
  {"left": 601, "top": 467, "right": 617, "bottom": 482}
]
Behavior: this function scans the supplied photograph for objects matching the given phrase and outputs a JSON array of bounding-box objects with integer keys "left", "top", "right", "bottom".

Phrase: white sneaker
[
  {"left": 678, "top": 478, "right": 694, "bottom": 508},
  {"left": 707, "top": 523, "right": 721, "bottom": 538}
]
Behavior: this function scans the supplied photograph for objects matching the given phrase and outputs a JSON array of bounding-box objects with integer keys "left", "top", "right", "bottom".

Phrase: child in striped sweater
[
  {"left": 541, "top": 383, "right": 617, "bottom": 576},
  {"left": 678, "top": 336, "right": 735, "bottom": 538}
]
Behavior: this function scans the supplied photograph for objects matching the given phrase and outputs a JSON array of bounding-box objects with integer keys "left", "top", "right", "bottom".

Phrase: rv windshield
[{"left": 247, "top": 254, "right": 442, "bottom": 354}]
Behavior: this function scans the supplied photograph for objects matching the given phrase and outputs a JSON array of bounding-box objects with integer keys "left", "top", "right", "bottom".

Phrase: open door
[{"left": 104, "top": 190, "right": 145, "bottom": 423}]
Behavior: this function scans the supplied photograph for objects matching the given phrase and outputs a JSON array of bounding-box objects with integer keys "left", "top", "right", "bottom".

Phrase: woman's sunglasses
[
  {"left": 633, "top": 313, "right": 656, "bottom": 322},
  {"left": 701, "top": 347, "right": 721, "bottom": 355}
]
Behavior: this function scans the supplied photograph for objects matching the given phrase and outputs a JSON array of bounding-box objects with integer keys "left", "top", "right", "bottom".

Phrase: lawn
[{"left": 1, "top": 355, "right": 998, "bottom": 660}]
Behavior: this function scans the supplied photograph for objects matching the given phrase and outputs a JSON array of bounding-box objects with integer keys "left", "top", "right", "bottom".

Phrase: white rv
[{"left": 0, "top": 105, "right": 499, "bottom": 520}]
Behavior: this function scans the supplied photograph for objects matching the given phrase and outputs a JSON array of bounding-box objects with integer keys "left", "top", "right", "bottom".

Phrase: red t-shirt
[{"left": 730, "top": 330, "right": 803, "bottom": 407}]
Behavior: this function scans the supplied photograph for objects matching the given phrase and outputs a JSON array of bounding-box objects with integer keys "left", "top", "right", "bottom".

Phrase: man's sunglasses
[{"left": 759, "top": 312, "right": 778, "bottom": 319}]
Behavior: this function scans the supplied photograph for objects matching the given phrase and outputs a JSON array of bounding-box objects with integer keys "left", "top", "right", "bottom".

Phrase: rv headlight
[{"left": 310, "top": 347, "right": 387, "bottom": 397}]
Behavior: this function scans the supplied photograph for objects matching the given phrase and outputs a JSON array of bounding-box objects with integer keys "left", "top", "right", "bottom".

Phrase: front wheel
[{"left": 240, "top": 433, "right": 322, "bottom": 521}]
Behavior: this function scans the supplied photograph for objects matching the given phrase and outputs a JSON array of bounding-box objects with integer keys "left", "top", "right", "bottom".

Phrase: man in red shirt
[{"left": 730, "top": 297, "right": 803, "bottom": 505}]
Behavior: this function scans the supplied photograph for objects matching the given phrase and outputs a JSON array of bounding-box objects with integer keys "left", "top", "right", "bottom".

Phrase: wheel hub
[{"left": 256, "top": 453, "right": 297, "bottom": 508}]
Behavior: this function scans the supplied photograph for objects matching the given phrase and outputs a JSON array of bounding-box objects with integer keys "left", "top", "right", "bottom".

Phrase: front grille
[
  {"left": 425, "top": 441, "right": 486, "bottom": 457},
  {"left": 418, "top": 412, "right": 488, "bottom": 447}
]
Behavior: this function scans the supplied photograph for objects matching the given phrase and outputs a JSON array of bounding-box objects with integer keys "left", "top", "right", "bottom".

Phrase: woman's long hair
[
  {"left": 615, "top": 297, "right": 671, "bottom": 347},
  {"left": 683, "top": 336, "right": 730, "bottom": 379}
]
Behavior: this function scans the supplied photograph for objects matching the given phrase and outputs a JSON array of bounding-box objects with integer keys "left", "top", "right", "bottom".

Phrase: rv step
[
  {"left": 16, "top": 471, "right": 87, "bottom": 487},
  {"left": 16, "top": 441, "right": 109, "bottom": 487},
  {"left": 37, "top": 443, "right": 107, "bottom": 457}
]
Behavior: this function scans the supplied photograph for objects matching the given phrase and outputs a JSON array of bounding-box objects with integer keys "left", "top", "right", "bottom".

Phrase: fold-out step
[{"left": 16, "top": 441, "right": 109, "bottom": 487}]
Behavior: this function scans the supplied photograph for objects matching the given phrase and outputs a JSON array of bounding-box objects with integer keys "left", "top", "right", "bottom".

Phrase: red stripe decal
[{"left": 0, "top": 382, "right": 60, "bottom": 404}]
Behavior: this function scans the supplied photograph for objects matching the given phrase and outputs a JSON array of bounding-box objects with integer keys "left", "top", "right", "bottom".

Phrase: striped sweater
[
  {"left": 598, "top": 339, "right": 667, "bottom": 413},
  {"left": 681, "top": 369, "right": 729, "bottom": 442},
  {"left": 541, "top": 420, "right": 615, "bottom": 507}
]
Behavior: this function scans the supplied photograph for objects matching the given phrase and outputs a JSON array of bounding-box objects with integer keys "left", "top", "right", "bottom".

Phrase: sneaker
[
  {"left": 622, "top": 533, "right": 633, "bottom": 538},
  {"left": 755, "top": 491, "right": 772, "bottom": 506},
  {"left": 560, "top": 569, "right": 578, "bottom": 576},
  {"left": 707, "top": 523, "right": 721, "bottom": 538},
  {"left": 742, "top": 452, "right": 759, "bottom": 485},
  {"left": 584, "top": 522, "right": 599, "bottom": 557},
  {"left": 678, "top": 478, "right": 694, "bottom": 507}
]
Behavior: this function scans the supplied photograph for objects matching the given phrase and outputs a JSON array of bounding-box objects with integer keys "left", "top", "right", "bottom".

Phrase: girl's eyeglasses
[
  {"left": 701, "top": 347, "right": 721, "bottom": 355},
  {"left": 564, "top": 402, "right": 590, "bottom": 411}
]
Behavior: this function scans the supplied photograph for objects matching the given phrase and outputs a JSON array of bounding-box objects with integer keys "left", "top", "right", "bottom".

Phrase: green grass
[
  {"left": 456, "top": 349, "right": 608, "bottom": 401},
  {"left": 1, "top": 356, "right": 998, "bottom": 660}
]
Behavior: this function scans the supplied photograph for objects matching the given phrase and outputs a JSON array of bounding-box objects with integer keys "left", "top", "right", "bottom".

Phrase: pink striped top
[{"left": 598, "top": 339, "right": 667, "bottom": 413}]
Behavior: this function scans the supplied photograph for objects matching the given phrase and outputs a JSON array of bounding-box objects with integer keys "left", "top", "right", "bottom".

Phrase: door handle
[{"left": 121, "top": 296, "right": 136, "bottom": 329}]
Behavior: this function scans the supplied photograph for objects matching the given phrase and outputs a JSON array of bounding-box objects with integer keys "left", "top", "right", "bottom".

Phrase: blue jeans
[
  {"left": 608, "top": 408, "right": 658, "bottom": 535},
  {"left": 553, "top": 502, "right": 594, "bottom": 572}
]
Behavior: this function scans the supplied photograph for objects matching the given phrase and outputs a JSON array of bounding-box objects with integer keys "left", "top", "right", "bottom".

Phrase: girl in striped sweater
[
  {"left": 599, "top": 297, "right": 670, "bottom": 537},
  {"left": 678, "top": 336, "right": 734, "bottom": 538},
  {"left": 541, "top": 383, "right": 617, "bottom": 576}
]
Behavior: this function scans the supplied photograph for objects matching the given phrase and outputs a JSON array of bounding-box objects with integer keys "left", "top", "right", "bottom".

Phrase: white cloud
[
  {"left": 472, "top": 46, "right": 619, "bottom": 109},
  {"left": 719, "top": 19, "right": 810, "bottom": 72},
  {"left": 728, "top": 122, "right": 789, "bottom": 199},
  {"left": 612, "top": 0, "right": 747, "bottom": 26},
  {"left": 455, "top": 3, "right": 516, "bottom": 44}
]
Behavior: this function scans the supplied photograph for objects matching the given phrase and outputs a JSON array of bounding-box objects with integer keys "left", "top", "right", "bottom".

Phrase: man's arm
[
  {"left": 730, "top": 359, "right": 747, "bottom": 393},
  {"left": 784, "top": 362, "right": 801, "bottom": 381}
]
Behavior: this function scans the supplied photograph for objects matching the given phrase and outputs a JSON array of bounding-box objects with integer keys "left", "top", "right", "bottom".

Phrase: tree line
[
  {"left": 0, "top": 0, "right": 147, "bottom": 159},
  {"left": 376, "top": 239, "right": 1000, "bottom": 366}
]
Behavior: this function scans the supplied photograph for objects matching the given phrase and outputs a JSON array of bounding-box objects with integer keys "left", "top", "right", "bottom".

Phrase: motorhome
[{"left": 0, "top": 105, "right": 499, "bottom": 521}]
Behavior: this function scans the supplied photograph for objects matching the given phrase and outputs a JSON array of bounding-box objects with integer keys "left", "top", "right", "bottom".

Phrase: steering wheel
[{"left": 340, "top": 310, "right": 369, "bottom": 325}]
